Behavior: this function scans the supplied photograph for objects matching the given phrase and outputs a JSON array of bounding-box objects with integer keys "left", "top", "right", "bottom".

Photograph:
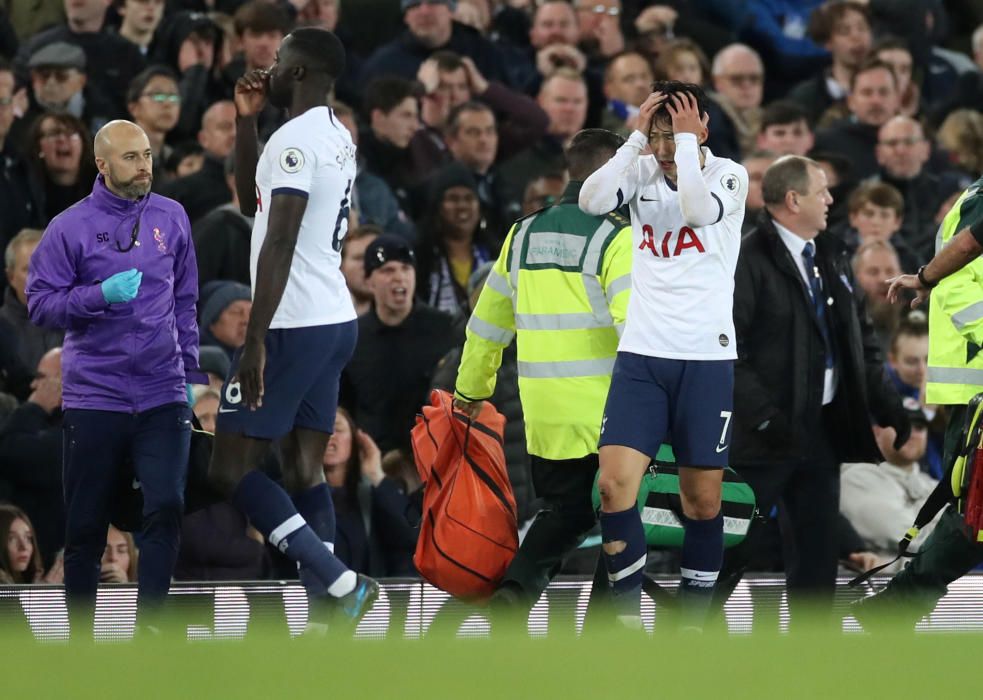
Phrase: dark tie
[{"left": 802, "top": 241, "right": 834, "bottom": 370}]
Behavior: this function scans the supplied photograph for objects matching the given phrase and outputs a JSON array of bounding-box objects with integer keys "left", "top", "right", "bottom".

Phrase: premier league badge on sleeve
[
  {"left": 721, "top": 173, "right": 741, "bottom": 196},
  {"left": 280, "top": 147, "right": 305, "bottom": 173}
]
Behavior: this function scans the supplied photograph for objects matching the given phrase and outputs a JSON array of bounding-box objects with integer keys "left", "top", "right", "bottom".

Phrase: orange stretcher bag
[{"left": 411, "top": 390, "right": 518, "bottom": 601}]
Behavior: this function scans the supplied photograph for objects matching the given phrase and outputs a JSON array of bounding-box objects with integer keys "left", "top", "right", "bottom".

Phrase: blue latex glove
[
  {"left": 101, "top": 269, "right": 142, "bottom": 304},
  {"left": 186, "top": 383, "right": 195, "bottom": 407}
]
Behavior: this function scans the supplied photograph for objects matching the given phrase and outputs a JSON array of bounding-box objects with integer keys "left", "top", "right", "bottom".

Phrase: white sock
[{"left": 327, "top": 569, "right": 357, "bottom": 597}]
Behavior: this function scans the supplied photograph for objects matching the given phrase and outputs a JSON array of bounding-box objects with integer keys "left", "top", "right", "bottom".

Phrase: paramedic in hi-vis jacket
[
  {"left": 453, "top": 129, "right": 632, "bottom": 609},
  {"left": 859, "top": 178, "right": 983, "bottom": 627}
]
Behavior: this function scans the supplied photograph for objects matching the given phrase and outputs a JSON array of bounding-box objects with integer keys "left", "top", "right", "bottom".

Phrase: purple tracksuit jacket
[{"left": 26, "top": 176, "right": 204, "bottom": 412}]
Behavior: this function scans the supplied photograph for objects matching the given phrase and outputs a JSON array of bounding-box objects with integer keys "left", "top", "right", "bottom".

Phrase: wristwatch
[{"left": 917, "top": 265, "right": 937, "bottom": 289}]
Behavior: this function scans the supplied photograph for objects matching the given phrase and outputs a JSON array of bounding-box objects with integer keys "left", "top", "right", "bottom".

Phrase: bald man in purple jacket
[{"left": 27, "top": 120, "right": 204, "bottom": 637}]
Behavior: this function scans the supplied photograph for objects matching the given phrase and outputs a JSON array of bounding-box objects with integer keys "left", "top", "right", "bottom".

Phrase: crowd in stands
[{"left": 2, "top": 0, "right": 982, "bottom": 587}]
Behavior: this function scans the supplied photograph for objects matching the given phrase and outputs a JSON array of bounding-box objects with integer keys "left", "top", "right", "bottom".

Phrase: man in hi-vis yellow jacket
[{"left": 453, "top": 129, "right": 632, "bottom": 608}]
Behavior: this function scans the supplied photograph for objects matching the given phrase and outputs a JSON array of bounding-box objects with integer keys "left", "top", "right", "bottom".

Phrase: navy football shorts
[
  {"left": 215, "top": 320, "right": 357, "bottom": 440},
  {"left": 598, "top": 351, "right": 734, "bottom": 468}
]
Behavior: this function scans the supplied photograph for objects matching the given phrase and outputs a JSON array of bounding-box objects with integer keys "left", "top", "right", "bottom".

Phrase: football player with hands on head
[{"left": 580, "top": 81, "right": 748, "bottom": 631}]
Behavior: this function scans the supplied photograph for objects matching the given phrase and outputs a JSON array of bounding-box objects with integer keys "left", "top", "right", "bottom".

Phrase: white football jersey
[
  {"left": 252, "top": 106, "right": 357, "bottom": 329},
  {"left": 619, "top": 141, "right": 747, "bottom": 360}
]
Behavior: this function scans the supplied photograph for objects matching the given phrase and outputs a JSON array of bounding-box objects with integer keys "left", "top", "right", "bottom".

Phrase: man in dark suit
[{"left": 718, "top": 155, "right": 910, "bottom": 624}]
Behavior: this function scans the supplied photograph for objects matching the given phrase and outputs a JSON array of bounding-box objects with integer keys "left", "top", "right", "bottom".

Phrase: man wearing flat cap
[
  {"left": 361, "top": 0, "right": 509, "bottom": 87},
  {"left": 22, "top": 41, "right": 116, "bottom": 136},
  {"left": 340, "top": 234, "right": 459, "bottom": 454},
  {"left": 14, "top": 0, "right": 145, "bottom": 117}
]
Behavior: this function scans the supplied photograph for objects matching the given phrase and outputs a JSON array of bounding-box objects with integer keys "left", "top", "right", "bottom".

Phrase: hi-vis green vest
[
  {"left": 927, "top": 176, "right": 983, "bottom": 405},
  {"left": 454, "top": 187, "right": 632, "bottom": 460}
]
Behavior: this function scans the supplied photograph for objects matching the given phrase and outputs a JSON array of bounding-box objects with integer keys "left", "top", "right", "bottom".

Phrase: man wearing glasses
[
  {"left": 26, "top": 119, "right": 204, "bottom": 638},
  {"left": 574, "top": 0, "right": 625, "bottom": 60},
  {"left": 872, "top": 115, "right": 961, "bottom": 264}
]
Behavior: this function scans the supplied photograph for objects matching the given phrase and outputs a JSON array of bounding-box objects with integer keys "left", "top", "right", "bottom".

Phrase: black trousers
[
  {"left": 62, "top": 402, "right": 191, "bottom": 633},
  {"left": 499, "top": 454, "right": 599, "bottom": 604},
  {"left": 715, "top": 414, "right": 841, "bottom": 622}
]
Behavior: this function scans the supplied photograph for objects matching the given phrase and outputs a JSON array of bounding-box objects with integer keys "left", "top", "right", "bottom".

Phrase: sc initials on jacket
[{"left": 638, "top": 225, "right": 706, "bottom": 258}]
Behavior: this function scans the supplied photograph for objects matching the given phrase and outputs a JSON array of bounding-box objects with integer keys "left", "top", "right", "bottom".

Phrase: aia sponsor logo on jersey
[{"left": 638, "top": 225, "right": 706, "bottom": 257}]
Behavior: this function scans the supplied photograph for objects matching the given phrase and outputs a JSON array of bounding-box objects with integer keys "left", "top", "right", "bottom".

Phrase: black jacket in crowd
[
  {"left": 340, "top": 303, "right": 460, "bottom": 454},
  {"left": 159, "top": 154, "right": 231, "bottom": 225},
  {"left": 814, "top": 117, "right": 883, "bottom": 182},
  {"left": 192, "top": 203, "right": 252, "bottom": 288},
  {"left": 0, "top": 402, "right": 64, "bottom": 567},
  {"left": 731, "top": 213, "right": 907, "bottom": 468},
  {"left": 870, "top": 168, "right": 961, "bottom": 264}
]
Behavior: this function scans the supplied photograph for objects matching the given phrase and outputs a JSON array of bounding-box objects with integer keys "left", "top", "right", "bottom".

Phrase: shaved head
[
  {"left": 94, "top": 120, "right": 154, "bottom": 200},
  {"left": 94, "top": 120, "right": 149, "bottom": 159}
]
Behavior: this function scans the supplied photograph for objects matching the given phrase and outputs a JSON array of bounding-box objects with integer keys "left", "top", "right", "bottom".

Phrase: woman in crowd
[
  {"left": 100, "top": 525, "right": 139, "bottom": 584},
  {"left": 415, "top": 164, "right": 499, "bottom": 319},
  {"left": 323, "top": 409, "right": 418, "bottom": 577},
  {"left": 0, "top": 505, "right": 44, "bottom": 584},
  {"left": 27, "top": 113, "right": 98, "bottom": 224}
]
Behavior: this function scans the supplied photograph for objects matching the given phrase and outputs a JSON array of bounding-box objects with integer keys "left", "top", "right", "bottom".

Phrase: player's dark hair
[
  {"left": 648, "top": 80, "right": 708, "bottom": 134},
  {"left": 761, "top": 155, "right": 821, "bottom": 209},
  {"left": 362, "top": 77, "right": 423, "bottom": 118},
  {"left": 126, "top": 65, "right": 180, "bottom": 105},
  {"left": 760, "top": 100, "right": 811, "bottom": 131},
  {"left": 286, "top": 27, "right": 346, "bottom": 82},
  {"left": 446, "top": 100, "right": 494, "bottom": 136},
  {"left": 565, "top": 129, "right": 625, "bottom": 181}
]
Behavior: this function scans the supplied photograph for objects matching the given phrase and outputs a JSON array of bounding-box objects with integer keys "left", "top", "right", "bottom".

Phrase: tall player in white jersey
[
  {"left": 580, "top": 81, "right": 748, "bottom": 629},
  {"left": 209, "top": 27, "right": 378, "bottom": 630}
]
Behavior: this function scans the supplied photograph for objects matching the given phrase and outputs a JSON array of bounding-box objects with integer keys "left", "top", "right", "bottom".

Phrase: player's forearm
[
  {"left": 673, "top": 134, "right": 719, "bottom": 227},
  {"left": 579, "top": 131, "right": 645, "bottom": 215},
  {"left": 235, "top": 115, "right": 259, "bottom": 217},
  {"left": 924, "top": 227, "right": 982, "bottom": 285}
]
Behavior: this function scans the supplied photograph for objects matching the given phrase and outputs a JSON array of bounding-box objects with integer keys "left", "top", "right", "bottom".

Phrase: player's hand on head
[
  {"left": 235, "top": 340, "right": 266, "bottom": 410},
  {"left": 666, "top": 92, "right": 704, "bottom": 137},
  {"left": 637, "top": 92, "right": 666, "bottom": 135},
  {"left": 234, "top": 70, "right": 269, "bottom": 118}
]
